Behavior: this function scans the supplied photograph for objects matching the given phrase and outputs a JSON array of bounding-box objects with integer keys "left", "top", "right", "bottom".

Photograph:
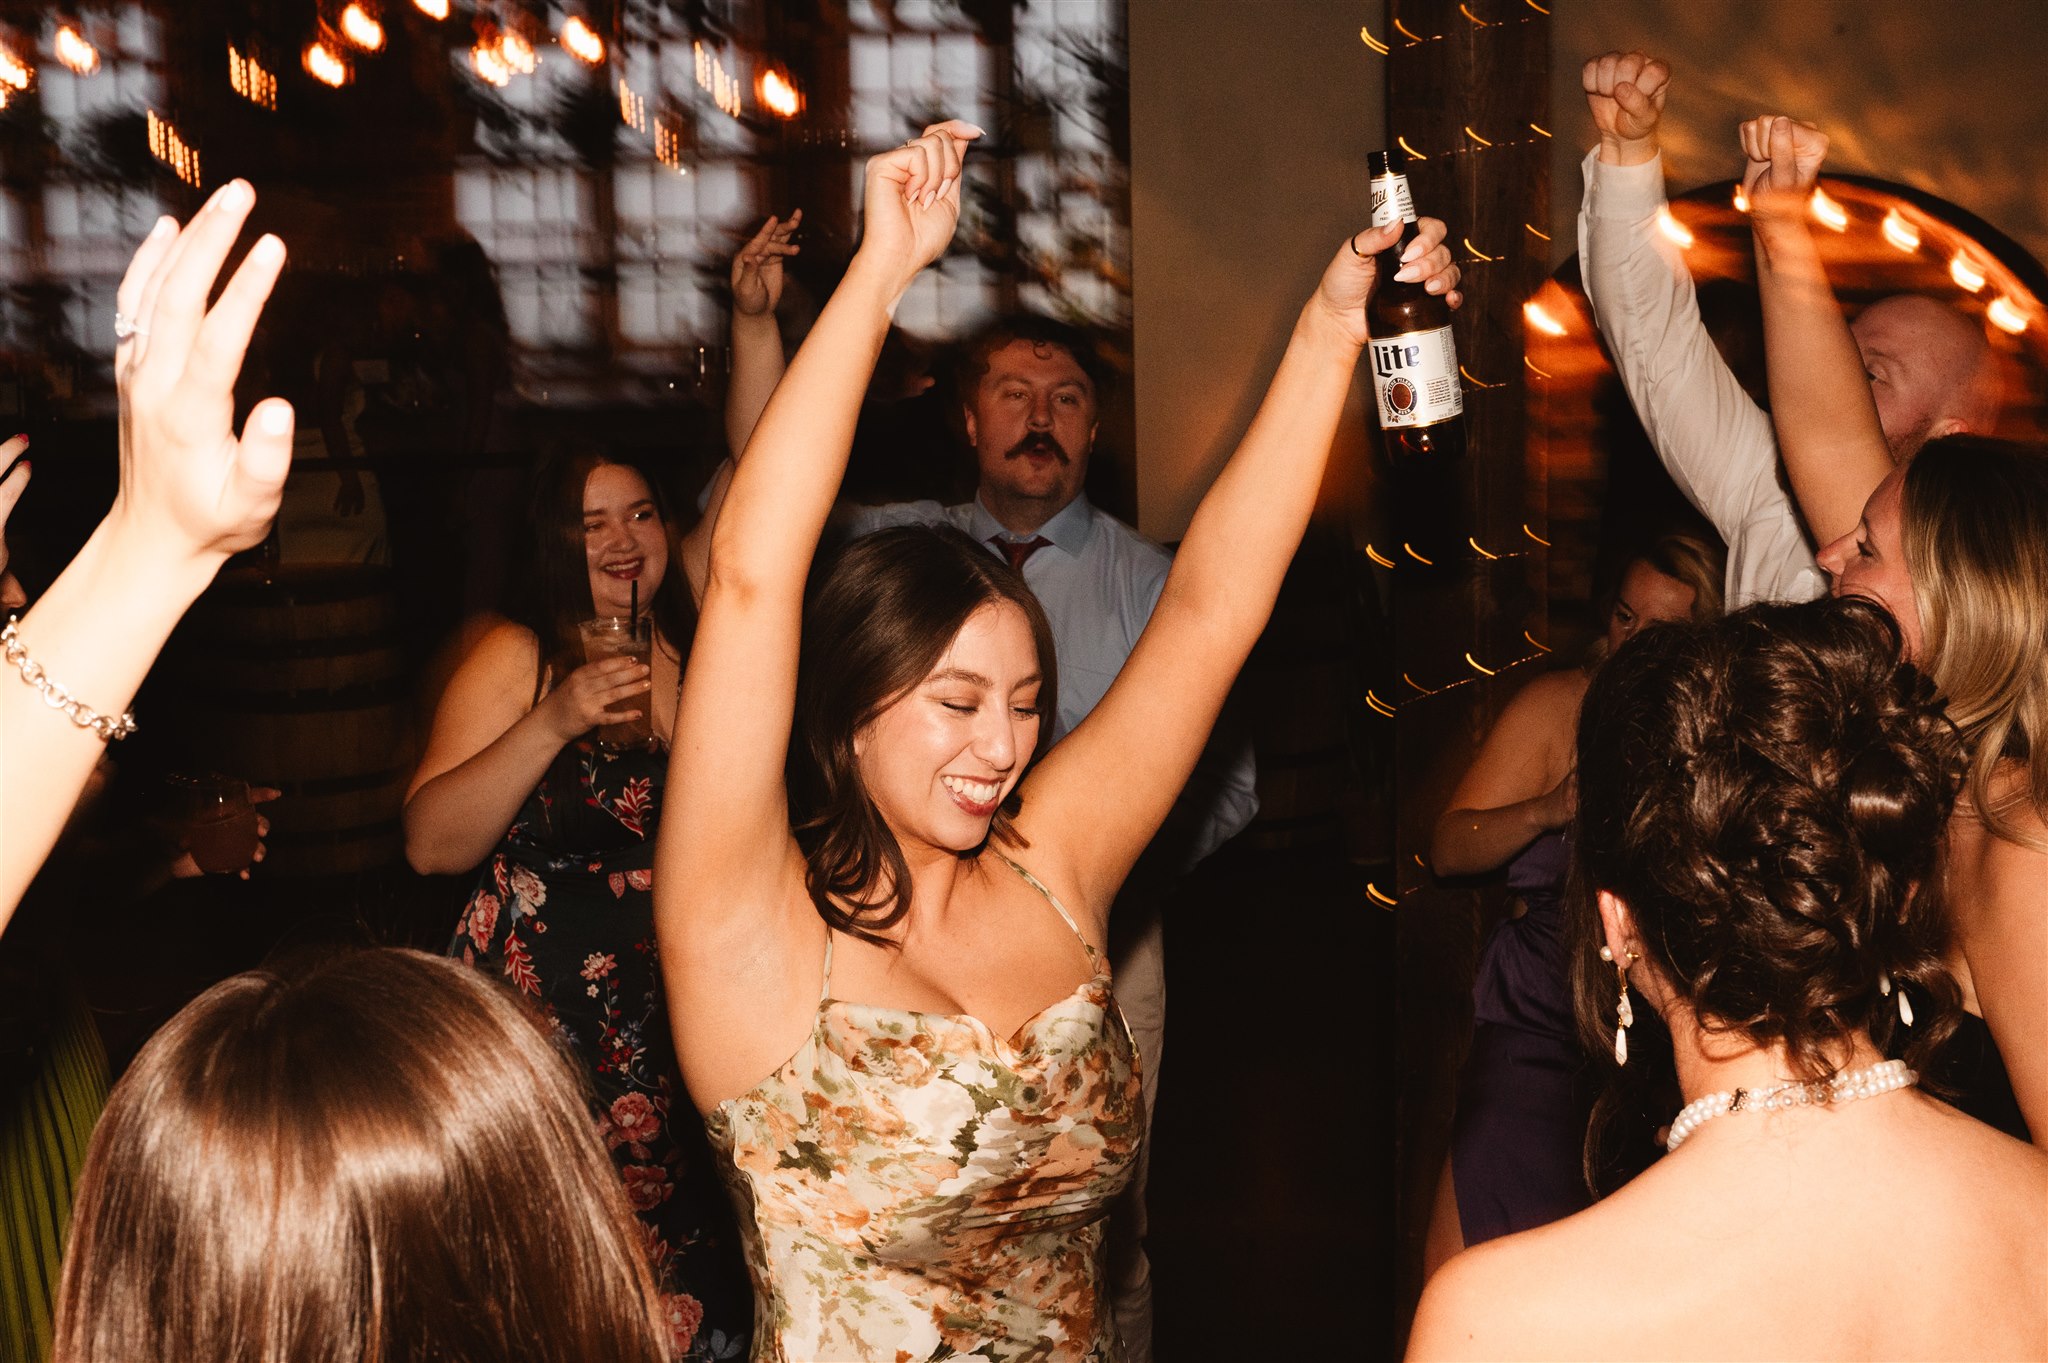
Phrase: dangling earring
[
  {"left": 1600, "top": 944, "right": 1637, "bottom": 1065},
  {"left": 1878, "top": 970, "right": 1914, "bottom": 1027}
]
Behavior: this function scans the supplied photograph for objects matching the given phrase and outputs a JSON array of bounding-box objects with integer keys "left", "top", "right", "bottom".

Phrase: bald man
[{"left": 1579, "top": 52, "right": 2000, "bottom": 606}]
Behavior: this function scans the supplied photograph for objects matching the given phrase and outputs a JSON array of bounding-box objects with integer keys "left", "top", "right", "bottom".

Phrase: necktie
[{"left": 991, "top": 535, "right": 1052, "bottom": 572}]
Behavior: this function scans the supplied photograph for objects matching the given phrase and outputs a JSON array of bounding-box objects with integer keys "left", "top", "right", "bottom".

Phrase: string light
[
  {"left": 1809, "top": 186, "right": 1849, "bottom": 231},
  {"left": 1524, "top": 356, "right": 1551, "bottom": 380},
  {"left": 0, "top": 46, "right": 32, "bottom": 92},
  {"left": 616, "top": 76, "right": 646, "bottom": 132},
  {"left": 1522, "top": 523, "right": 1550, "bottom": 546},
  {"left": 497, "top": 31, "right": 537, "bottom": 75},
  {"left": 1987, "top": 296, "right": 2029, "bottom": 335},
  {"left": 1395, "top": 134, "right": 1428, "bottom": 161},
  {"left": 655, "top": 116, "right": 687, "bottom": 173},
  {"left": 1403, "top": 672, "right": 1429, "bottom": 694},
  {"left": 1880, "top": 209, "right": 1920, "bottom": 253},
  {"left": 560, "top": 16, "right": 605, "bottom": 65},
  {"left": 228, "top": 44, "right": 277, "bottom": 109},
  {"left": 1527, "top": 122, "right": 1551, "bottom": 138},
  {"left": 1463, "top": 125, "right": 1493, "bottom": 148},
  {"left": 1392, "top": 17, "right": 1426, "bottom": 43},
  {"left": 1524, "top": 223, "right": 1550, "bottom": 241},
  {"left": 469, "top": 40, "right": 509, "bottom": 86},
  {"left": 1524, "top": 0, "right": 1551, "bottom": 12},
  {"left": 304, "top": 39, "right": 350, "bottom": 87},
  {"left": 1359, "top": 25, "right": 1390, "bottom": 55},
  {"left": 1463, "top": 237, "right": 1496, "bottom": 261},
  {"left": 1468, "top": 537, "right": 1498, "bottom": 560},
  {"left": 1949, "top": 252, "right": 1986, "bottom": 293},
  {"left": 1366, "top": 883, "right": 1399, "bottom": 907},
  {"left": 1403, "top": 544, "right": 1435, "bottom": 566},
  {"left": 412, "top": 0, "right": 449, "bottom": 17},
  {"left": 1458, "top": 3, "right": 1492, "bottom": 24},
  {"left": 1365, "top": 544, "right": 1397, "bottom": 570},
  {"left": 1465, "top": 652, "right": 1497, "bottom": 676},
  {"left": 1522, "top": 300, "right": 1567, "bottom": 336},
  {"left": 693, "top": 40, "right": 743, "bottom": 118},
  {"left": 1523, "top": 630, "right": 1551, "bottom": 653},
  {"left": 1655, "top": 205, "right": 1694, "bottom": 248},
  {"left": 146, "top": 108, "right": 201, "bottom": 186},
  {"left": 339, "top": 4, "right": 385, "bottom": 53},
  {"left": 1732, "top": 184, "right": 1751, "bottom": 213},
  {"left": 1365, "top": 691, "right": 1397, "bottom": 717},
  {"left": 759, "top": 68, "right": 801, "bottom": 118},
  {"left": 54, "top": 24, "right": 98, "bottom": 75},
  {"left": 1459, "top": 364, "right": 1500, "bottom": 388}
]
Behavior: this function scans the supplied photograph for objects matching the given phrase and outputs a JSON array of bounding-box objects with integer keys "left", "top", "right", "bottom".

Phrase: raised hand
[
  {"left": 111, "top": 179, "right": 293, "bottom": 564},
  {"left": 541, "top": 656, "right": 652, "bottom": 742},
  {"left": 733, "top": 211, "right": 802, "bottom": 318},
  {"left": 1311, "top": 217, "right": 1462, "bottom": 348},
  {"left": 0, "top": 439, "right": 28, "bottom": 585},
  {"left": 854, "top": 120, "right": 983, "bottom": 291},
  {"left": 1740, "top": 115, "right": 1829, "bottom": 223},
  {"left": 1583, "top": 51, "right": 1669, "bottom": 163}
]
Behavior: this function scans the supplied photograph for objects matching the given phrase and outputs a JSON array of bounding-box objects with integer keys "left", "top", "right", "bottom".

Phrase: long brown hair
[
  {"left": 1899, "top": 435, "right": 2048, "bottom": 849},
  {"left": 793, "top": 525, "right": 1057, "bottom": 946},
  {"left": 54, "top": 949, "right": 673, "bottom": 1363}
]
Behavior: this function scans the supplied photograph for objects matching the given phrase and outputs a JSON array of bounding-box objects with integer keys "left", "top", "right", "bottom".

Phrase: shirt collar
[{"left": 969, "top": 492, "right": 1096, "bottom": 558}]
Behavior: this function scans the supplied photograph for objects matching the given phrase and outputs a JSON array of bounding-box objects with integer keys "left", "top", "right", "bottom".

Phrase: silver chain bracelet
[{"left": 1, "top": 617, "right": 138, "bottom": 741}]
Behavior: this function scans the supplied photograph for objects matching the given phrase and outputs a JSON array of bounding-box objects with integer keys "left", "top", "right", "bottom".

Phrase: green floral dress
[{"left": 704, "top": 856, "right": 1144, "bottom": 1362}]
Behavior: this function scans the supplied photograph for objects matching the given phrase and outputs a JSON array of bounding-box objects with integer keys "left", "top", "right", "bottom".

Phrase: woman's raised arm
[
  {"left": 656, "top": 126, "right": 977, "bottom": 986},
  {"left": 0, "top": 183, "right": 291, "bottom": 929},
  {"left": 1745, "top": 115, "right": 1892, "bottom": 549},
  {"left": 1020, "top": 219, "right": 1461, "bottom": 921}
]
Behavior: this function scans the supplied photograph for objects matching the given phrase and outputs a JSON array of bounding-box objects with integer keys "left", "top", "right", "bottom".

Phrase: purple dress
[{"left": 1450, "top": 829, "right": 1597, "bottom": 1244}]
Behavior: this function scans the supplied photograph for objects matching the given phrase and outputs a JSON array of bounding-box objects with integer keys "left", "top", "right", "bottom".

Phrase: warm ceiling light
[
  {"left": 1949, "top": 252, "right": 1987, "bottom": 293},
  {"left": 1732, "top": 184, "right": 1750, "bottom": 213},
  {"left": 759, "top": 68, "right": 800, "bottom": 118},
  {"left": 54, "top": 24, "right": 98, "bottom": 75},
  {"left": 497, "top": 31, "right": 536, "bottom": 74},
  {"left": 0, "top": 47, "right": 31, "bottom": 90},
  {"left": 304, "top": 39, "right": 350, "bottom": 87},
  {"left": 1655, "top": 205, "right": 1693, "bottom": 249},
  {"left": 339, "top": 4, "right": 385, "bottom": 52},
  {"left": 412, "top": 0, "right": 449, "bottom": 16},
  {"left": 1522, "top": 300, "right": 1568, "bottom": 336},
  {"left": 1880, "top": 209, "right": 1920, "bottom": 253},
  {"left": 1987, "top": 296, "right": 2029, "bottom": 335},
  {"left": 1809, "top": 187, "right": 1848, "bottom": 231},
  {"left": 470, "top": 42, "right": 510, "bottom": 86},
  {"left": 560, "top": 15, "right": 604, "bottom": 65}
]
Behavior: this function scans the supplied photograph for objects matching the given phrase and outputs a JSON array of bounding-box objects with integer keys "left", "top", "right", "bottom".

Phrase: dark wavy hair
[
  {"left": 521, "top": 445, "right": 695, "bottom": 691},
  {"left": 1568, "top": 597, "right": 1966, "bottom": 1191},
  {"left": 55, "top": 949, "right": 671, "bottom": 1363},
  {"left": 793, "top": 525, "right": 1057, "bottom": 946}
]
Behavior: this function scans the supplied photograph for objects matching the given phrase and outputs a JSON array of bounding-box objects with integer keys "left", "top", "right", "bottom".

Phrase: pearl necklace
[{"left": 1664, "top": 1059, "right": 1916, "bottom": 1152}]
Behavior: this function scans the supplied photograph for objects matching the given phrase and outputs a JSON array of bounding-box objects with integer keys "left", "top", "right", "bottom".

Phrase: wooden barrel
[{"left": 162, "top": 565, "right": 412, "bottom": 877}]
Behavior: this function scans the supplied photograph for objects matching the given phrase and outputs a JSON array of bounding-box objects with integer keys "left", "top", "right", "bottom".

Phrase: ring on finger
[{"left": 113, "top": 311, "right": 149, "bottom": 342}]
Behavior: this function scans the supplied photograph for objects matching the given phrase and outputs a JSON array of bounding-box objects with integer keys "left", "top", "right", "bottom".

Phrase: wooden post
[{"left": 1382, "top": 0, "right": 1551, "bottom": 1335}]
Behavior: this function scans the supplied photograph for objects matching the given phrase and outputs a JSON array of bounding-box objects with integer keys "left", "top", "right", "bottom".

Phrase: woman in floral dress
[
  {"left": 405, "top": 447, "right": 749, "bottom": 1361},
  {"left": 655, "top": 123, "right": 1461, "bottom": 1359}
]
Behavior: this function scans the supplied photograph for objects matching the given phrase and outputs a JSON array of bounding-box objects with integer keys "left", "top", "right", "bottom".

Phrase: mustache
[{"left": 1004, "top": 433, "right": 1069, "bottom": 463}]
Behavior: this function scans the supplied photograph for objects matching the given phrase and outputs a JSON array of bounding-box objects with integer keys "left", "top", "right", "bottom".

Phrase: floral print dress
[
  {"left": 451, "top": 738, "right": 752, "bottom": 1361},
  {"left": 704, "top": 855, "right": 1144, "bottom": 1363}
]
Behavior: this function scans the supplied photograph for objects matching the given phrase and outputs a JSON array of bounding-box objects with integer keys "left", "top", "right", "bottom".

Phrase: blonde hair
[
  {"left": 1900, "top": 436, "right": 2048, "bottom": 849},
  {"left": 1638, "top": 531, "right": 1727, "bottom": 623},
  {"left": 54, "top": 949, "right": 674, "bottom": 1363}
]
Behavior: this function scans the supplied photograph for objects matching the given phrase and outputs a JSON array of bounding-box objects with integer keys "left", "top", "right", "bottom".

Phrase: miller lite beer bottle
[{"left": 1366, "top": 149, "right": 1463, "bottom": 461}]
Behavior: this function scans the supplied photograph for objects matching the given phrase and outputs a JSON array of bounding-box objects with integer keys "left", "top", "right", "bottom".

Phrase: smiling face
[
  {"left": 1818, "top": 466, "right": 1922, "bottom": 660},
  {"left": 581, "top": 463, "right": 668, "bottom": 618},
  {"left": 966, "top": 339, "right": 1098, "bottom": 532},
  {"left": 1605, "top": 559, "right": 1699, "bottom": 655},
  {"left": 853, "top": 601, "right": 1045, "bottom": 856}
]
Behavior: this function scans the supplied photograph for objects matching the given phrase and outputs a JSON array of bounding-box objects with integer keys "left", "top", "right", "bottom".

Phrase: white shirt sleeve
[{"left": 1577, "top": 150, "right": 1825, "bottom": 607}]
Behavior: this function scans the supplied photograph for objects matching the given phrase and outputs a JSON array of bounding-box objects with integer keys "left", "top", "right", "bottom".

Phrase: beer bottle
[{"left": 1366, "top": 149, "right": 1464, "bottom": 461}]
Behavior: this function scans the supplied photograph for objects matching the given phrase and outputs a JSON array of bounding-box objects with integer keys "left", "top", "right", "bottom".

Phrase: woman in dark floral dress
[{"left": 406, "top": 448, "right": 748, "bottom": 1361}]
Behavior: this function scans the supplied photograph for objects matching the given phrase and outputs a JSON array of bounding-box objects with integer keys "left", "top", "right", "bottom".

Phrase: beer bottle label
[
  {"left": 1371, "top": 323, "right": 1463, "bottom": 428},
  {"left": 1370, "top": 173, "right": 1417, "bottom": 228}
]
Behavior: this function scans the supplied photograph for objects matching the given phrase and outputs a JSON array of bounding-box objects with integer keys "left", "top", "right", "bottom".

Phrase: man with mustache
[{"left": 831, "top": 313, "right": 1260, "bottom": 1363}]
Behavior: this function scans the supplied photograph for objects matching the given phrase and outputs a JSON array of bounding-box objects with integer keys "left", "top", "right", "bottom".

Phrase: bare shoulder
[
  {"left": 1407, "top": 1216, "right": 1611, "bottom": 1361},
  {"left": 449, "top": 615, "right": 542, "bottom": 684},
  {"left": 1504, "top": 666, "right": 1591, "bottom": 724}
]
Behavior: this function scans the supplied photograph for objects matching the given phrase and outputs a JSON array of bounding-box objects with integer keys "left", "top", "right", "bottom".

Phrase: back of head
[
  {"left": 55, "top": 949, "right": 671, "bottom": 1363},
  {"left": 795, "top": 524, "right": 1056, "bottom": 943},
  {"left": 1860, "top": 294, "right": 2002, "bottom": 449},
  {"left": 1900, "top": 434, "right": 2048, "bottom": 843},
  {"left": 1572, "top": 598, "right": 1964, "bottom": 1092}
]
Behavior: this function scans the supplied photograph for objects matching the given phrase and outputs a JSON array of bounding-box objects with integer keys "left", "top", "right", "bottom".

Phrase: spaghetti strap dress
[
  {"left": 450, "top": 737, "right": 752, "bottom": 1361},
  {"left": 1450, "top": 828, "right": 1598, "bottom": 1245},
  {"left": 704, "top": 854, "right": 1145, "bottom": 1362}
]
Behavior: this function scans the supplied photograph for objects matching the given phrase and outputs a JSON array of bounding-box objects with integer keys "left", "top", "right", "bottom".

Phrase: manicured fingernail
[
  {"left": 1395, "top": 266, "right": 1419, "bottom": 281},
  {"left": 962, "top": 123, "right": 987, "bottom": 137},
  {"left": 219, "top": 179, "right": 252, "bottom": 211},
  {"left": 259, "top": 404, "right": 292, "bottom": 435},
  {"left": 252, "top": 234, "right": 284, "bottom": 264},
  {"left": 149, "top": 215, "right": 176, "bottom": 239}
]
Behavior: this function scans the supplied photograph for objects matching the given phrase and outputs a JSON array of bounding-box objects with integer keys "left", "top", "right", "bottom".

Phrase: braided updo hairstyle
[{"left": 1569, "top": 596, "right": 1966, "bottom": 1189}]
